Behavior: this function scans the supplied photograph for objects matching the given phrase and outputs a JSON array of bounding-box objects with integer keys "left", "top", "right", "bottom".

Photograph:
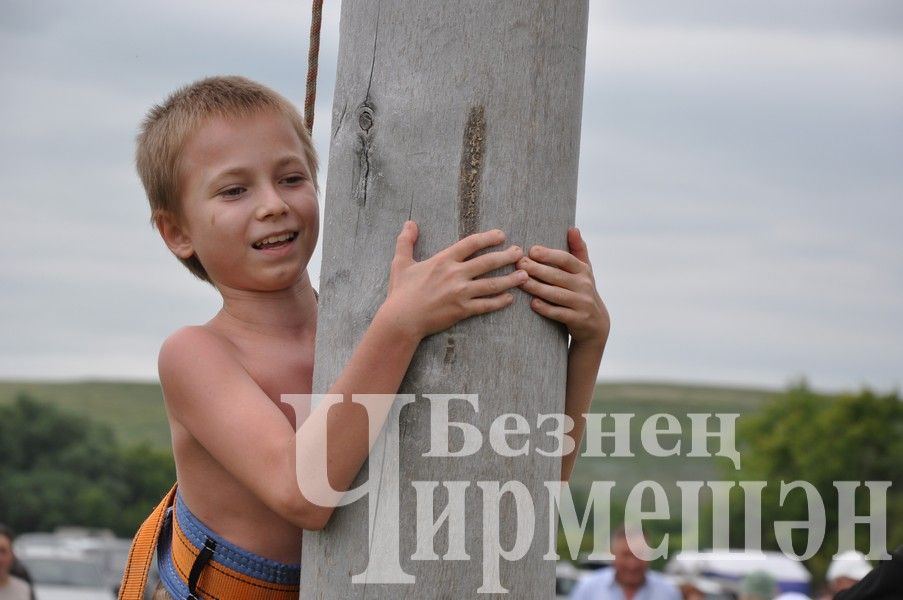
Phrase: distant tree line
[
  {"left": 0, "top": 394, "right": 175, "bottom": 537},
  {"left": 3, "top": 382, "right": 899, "bottom": 581},
  {"left": 555, "top": 381, "right": 901, "bottom": 586},
  {"left": 730, "top": 380, "right": 903, "bottom": 582}
]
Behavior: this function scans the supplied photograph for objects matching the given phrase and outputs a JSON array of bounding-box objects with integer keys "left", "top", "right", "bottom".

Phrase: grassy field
[
  {"left": 0, "top": 380, "right": 171, "bottom": 450},
  {"left": 572, "top": 381, "right": 778, "bottom": 507},
  {"left": 0, "top": 378, "right": 781, "bottom": 502}
]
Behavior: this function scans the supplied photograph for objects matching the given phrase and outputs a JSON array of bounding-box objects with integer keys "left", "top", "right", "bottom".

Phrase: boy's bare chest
[{"left": 236, "top": 341, "right": 314, "bottom": 428}]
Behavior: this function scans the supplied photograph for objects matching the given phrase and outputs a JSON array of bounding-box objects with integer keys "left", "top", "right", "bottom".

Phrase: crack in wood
[
  {"left": 355, "top": 103, "right": 375, "bottom": 207},
  {"left": 457, "top": 106, "right": 486, "bottom": 239},
  {"left": 365, "top": 0, "right": 381, "bottom": 102},
  {"left": 354, "top": 0, "right": 381, "bottom": 210},
  {"left": 332, "top": 100, "right": 347, "bottom": 141}
]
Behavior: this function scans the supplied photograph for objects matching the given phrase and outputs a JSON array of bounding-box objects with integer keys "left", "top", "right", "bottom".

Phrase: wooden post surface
[{"left": 303, "top": 1, "right": 588, "bottom": 596}]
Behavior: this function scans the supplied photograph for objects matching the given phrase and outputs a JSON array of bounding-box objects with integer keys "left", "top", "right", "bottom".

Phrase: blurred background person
[
  {"left": 740, "top": 571, "right": 778, "bottom": 600},
  {"left": 834, "top": 545, "right": 902, "bottom": 600},
  {"left": 0, "top": 525, "right": 31, "bottom": 600},
  {"left": 819, "top": 551, "right": 872, "bottom": 599},
  {"left": 570, "top": 526, "right": 681, "bottom": 600},
  {"left": 677, "top": 578, "right": 705, "bottom": 600}
]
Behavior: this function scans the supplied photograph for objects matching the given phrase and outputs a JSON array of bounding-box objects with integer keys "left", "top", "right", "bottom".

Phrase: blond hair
[{"left": 136, "top": 75, "right": 319, "bottom": 283}]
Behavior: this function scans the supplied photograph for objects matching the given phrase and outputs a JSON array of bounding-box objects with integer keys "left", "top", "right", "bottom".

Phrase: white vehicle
[
  {"left": 15, "top": 546, "right": 115, "bottom": 600},
  {"left": 666, "top": 573, "right": 734, "bottom": 600},
  {"left": 14, "top": 530, "right": 138, "bottom": 597},
  {"left": 666, "top": 550, "right": 812, "bottom": 597}
]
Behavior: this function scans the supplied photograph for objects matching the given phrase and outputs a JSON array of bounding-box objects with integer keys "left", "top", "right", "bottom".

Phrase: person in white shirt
[{"left": 570, "top": 526, "right": 681, "bottom": 600}]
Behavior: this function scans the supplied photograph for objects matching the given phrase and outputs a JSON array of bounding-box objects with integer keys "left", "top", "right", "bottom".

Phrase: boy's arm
[
  {"left": 161, "top": 222, "right": 526, "bottom": 529},
  {"left": 516, "top": 227, "right": 611, "bottom": 482},
  {"left": 291, "top": 220, "right": 525, "bottom": 523},
  {"left": 561, "top": 339, "right": 606, "bottom": 482}
]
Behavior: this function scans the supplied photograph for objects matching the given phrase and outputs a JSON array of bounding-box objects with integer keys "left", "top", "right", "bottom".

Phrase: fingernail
[{"left": 517, "top": 269, "right": 528, "bottom": 279}]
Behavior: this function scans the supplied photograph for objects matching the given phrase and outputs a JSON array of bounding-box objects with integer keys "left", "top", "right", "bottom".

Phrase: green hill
[
  {"left": 572, "top": 381, "right": 779, "bottom": 508},
  {"left": 0, "top": 380, "right": 171, "bottom": 450},
  {"left": 0, "top": 378, "right": 779, "bottom": 500}
]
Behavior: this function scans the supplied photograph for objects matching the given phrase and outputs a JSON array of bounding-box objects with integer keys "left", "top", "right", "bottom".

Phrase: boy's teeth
[{"left": 254, "top": 232, "right": 296, "bottom": 249}]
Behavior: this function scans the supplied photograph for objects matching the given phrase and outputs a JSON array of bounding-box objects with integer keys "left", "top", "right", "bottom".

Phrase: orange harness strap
[
  {"left": 118, "top": 483, "right": 178, "bottom": 600},
  {"left": 119, "top": 483, "right": 301, "bottom": 600},
  {"left": 169, "top": 511, "right": 300, "bottom": 600}
]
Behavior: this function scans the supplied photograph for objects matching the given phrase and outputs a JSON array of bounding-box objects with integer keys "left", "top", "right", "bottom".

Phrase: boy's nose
[{"left": 255, "top": 186, "right": 289, "bottom": 219}]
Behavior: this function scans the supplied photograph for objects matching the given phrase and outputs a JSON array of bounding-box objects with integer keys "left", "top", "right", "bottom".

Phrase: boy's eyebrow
[
  {"left": 207, "top": 155, "right": 308, "bottom": 186},
  {"left": 273, "top": 154, "right": 307, "bottom": 170},
  {"left": 209, "top": 166, "right": 251, "bottom": 183}
]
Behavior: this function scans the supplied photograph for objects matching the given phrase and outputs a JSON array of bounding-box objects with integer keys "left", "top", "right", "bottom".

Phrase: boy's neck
[{"left": 212, "top": 270, "right": 317, "bottom": 339}]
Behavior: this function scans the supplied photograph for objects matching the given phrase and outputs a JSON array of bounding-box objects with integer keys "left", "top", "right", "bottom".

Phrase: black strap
[{"left": 186, "top": 536, "right": 217, "bottom": 600}]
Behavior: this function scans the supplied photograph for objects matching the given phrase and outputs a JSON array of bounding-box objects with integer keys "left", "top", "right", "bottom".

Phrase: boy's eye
[
  {"left": 281, "top": 175, "right": 306, "bottom": 185},
  {"left": 220, "top": 186, "right": 246, "bottom": 198}
]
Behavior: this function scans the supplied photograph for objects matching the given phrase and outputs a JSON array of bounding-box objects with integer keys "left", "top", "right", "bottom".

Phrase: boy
[{"left": 122, "top": 75, "right": 609, "bottom": 599}]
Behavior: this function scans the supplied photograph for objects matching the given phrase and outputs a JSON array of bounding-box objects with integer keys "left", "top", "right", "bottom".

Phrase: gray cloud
[
  {"left": 592, "top": 0, "right": 903, "bottom": 37},
  {"left": 1, "top": 1, "right": 900, "bottom": 393}
]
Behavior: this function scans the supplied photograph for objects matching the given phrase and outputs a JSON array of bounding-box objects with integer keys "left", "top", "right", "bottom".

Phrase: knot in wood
[{"left": 358, "top": 107, "right": 374, "bottom": 132}]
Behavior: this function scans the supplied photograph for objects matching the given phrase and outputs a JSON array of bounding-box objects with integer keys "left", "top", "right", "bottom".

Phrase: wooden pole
[{"left": 303, "top": 1, "right": 588, "bottom": 596}]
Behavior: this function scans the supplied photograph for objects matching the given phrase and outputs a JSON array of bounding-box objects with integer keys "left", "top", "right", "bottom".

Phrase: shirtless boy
[{"left": 122, "top": 75, "right": 609, "bottom": 599}]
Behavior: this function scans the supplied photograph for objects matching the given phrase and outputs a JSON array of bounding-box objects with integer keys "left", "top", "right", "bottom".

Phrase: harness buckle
[{"left": 185, "top": 536, "right": 217, "bottom": 600}]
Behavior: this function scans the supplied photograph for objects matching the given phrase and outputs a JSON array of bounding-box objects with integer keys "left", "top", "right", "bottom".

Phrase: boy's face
[{"left": 165, "top": 110, "right": 319, "bottom": 292}]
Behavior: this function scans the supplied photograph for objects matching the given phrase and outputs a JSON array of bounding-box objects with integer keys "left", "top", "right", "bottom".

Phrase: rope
[{"left": 305, "top": 0, "right": 324, "bottom": 134}]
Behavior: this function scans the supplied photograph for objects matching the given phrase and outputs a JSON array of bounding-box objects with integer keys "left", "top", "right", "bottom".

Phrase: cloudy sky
[{"left": 1, "top": 1, "right": 900, "bottom": 393}]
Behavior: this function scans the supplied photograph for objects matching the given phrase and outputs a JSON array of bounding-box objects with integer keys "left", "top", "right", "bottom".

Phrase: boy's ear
[{"left": 154, "top": 210, "right": 195, "bottom": 259}]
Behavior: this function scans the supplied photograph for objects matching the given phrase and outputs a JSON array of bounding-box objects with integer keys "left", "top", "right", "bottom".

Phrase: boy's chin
[
  {"left": 254, "top": 268, "right": 307, "bottom": 291},
  {"left": 214, "top": 266, "right": 307, "bottom": 293}
]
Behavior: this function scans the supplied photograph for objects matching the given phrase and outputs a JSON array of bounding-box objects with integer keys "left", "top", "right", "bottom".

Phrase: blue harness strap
[{"left": 157, "top": 490, "right": 301, "bottom": 600}]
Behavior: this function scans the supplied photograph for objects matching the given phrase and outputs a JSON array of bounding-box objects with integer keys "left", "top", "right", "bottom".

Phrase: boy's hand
[
  {"left": 517, "top": 227, "right": 610, "bottom": 348},
  {"left": 381, "top": 221, "right": 526, "bottom": 340}
]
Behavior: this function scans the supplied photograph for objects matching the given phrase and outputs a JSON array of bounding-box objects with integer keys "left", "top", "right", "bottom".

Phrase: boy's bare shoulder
[
  {"left": 157, "top": 323, "right": 312, "bottom": 417},
  {"left": 155, "top": 323, "right": 298, "bottom": 445},
  {"left": 157, "top": 325, "right": 250, "bottom": 406},
  {"left": 159, "top": 325, "right": 239, "bottom": 374}
]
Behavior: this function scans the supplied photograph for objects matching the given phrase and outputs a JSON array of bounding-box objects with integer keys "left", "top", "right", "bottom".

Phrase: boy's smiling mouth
[{"left": 252, "top": 230, "right": 298, "bottom": 250}]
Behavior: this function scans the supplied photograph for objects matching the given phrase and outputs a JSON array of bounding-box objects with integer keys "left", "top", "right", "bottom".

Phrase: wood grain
[{"left": 303, "top": 1, "right": 588, "bottom": 596}]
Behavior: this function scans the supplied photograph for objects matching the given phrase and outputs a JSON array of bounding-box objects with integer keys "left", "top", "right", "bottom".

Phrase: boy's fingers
[
  {"left": 447, "top": 229, "right": 506, "bottom": 261},
  {"left": 567, "top": 227, "right": 592, "bottom": 266},
  {"left": 462, "top": 245, "right": 523, "bottom": 277},
  {"left": 528, "top": 244, "right": 586, "bottom": 274},
  {"left": 520, "top": 276, "right": 578, "bottom": 308},
  {"left": 468, "top": 269, "right": 528, "bottom": 297},
  {"left": 393, "top": 220, "right": 418, "bottom": 263},
  {"left": 465, "top": 292, "right": 515, "bottom": 316},
  {"left": 517, "top": 257, "right": 573, "bottom": 288},
  {"left": 530, "top": 297, "right": 574, "bottom": 324}
]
